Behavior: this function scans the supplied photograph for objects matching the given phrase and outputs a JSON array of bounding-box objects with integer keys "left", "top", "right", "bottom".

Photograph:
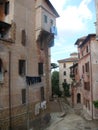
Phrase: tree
[
  {"left": 62, "top": 82, "right": 70, "bottom": 97},
  {"left": 51, "top": 71, "right": 62, "bottom": 97},
  {"left": 51, "top": 63, "right": 58, "bottom": 70}
]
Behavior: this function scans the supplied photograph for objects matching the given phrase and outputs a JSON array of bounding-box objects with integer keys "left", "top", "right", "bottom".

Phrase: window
[
  {"left": 19, "top": 60, "right": 26, "bottom": 76},
  {"left": 5, "top": 1, "right": 9, "bottom": 15},
  {"left": 81, "top": 51, "right": 83, "bottom": 56},
  {"left": 84, "top": 82, "right": 90, "bottom": 90},
  {"left": 75, "top": 68, "right": 77, "bottom": 74},
  {"left": 50, "top": 19, "right": 53, "bottom": 25},
  {"left": 86, "top": 45, "right": 88, "bottom": 53},
  {"left": 85, "top": 62, "right": 89, "bottom": 72},
  {"left": 82, "top": 65, "right": 84, "bottom": 73},
  {"left": 40, "top": 87, "right": 45, "bottom": 101},
  {"left": 21, "top": 29, "right": 26, "bottom": 46},
  {"left": 64, "top": 79, "right": 66, "bottom": 83},
  {"left": 21, "top": 89, "right": 26, "bottom": 104},
  {"left": 63, "top": 63, "right": 66, "bottom": 68},
  {"left": 0, "top": 59, "right": 3, "bottom": 82},
  {"left": 44, "top": 15, "right": 47, "bottom": 23},
  {"left": 64, "top": 71, "right": 66, "bottom": 75},
  {"left": 38, "top": 62, "right": 43, "bottom": 75}
]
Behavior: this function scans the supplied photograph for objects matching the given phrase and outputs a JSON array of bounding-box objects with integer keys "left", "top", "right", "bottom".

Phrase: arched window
[{"left": 0, "top": 59, "right": 3, "bottom": 82}]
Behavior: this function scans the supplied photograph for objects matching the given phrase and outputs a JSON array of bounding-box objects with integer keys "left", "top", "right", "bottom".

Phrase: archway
[{"left": 77, "top": 93, "right": 81, "bottom": 103}]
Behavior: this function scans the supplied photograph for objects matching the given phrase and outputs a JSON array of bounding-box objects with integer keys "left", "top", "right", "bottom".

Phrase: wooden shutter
[
  {"left": 21, "top": 29, "right": 26, "bottom": 46},
  {"left": 22, "top": 89, "right": 26, "bottom": 104},
  {"left": 5, "top": 1, "right": 9, "bottom": 15},
  {"left": 38, "top": 63, "right": 43, "bottom": 75}
]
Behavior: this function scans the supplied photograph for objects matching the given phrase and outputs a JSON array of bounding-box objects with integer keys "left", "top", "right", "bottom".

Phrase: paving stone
[{"left": 46, "top": 98, "right": 98, "bottom": 130}]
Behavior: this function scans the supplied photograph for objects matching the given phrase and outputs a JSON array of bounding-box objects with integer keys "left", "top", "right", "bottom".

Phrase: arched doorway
[{"left": 77, "top": 93, "right": 81, "bottom": 103}]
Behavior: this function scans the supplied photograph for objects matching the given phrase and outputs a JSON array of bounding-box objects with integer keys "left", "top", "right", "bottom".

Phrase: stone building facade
[
  {"left": 58, "top": 53, "right": 78, "bottom": 92},
  {"left": 75, "top": 34, "right": 98, "bottom": 119},
  {"left": 70, "top": 62, "right": 83, "bottom": 108},
  {"left": 0, "top": 0, "right": 59, "bottom": 129}
]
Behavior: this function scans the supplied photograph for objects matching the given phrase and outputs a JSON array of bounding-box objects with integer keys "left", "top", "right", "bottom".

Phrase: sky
[{"left": 49, "top": 0, "right": 96, "bottom": 64}]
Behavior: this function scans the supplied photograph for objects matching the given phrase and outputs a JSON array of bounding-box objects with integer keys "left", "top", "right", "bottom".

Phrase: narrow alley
[{"left": 46, "top": 98, "right": 98, "bottom": 130}]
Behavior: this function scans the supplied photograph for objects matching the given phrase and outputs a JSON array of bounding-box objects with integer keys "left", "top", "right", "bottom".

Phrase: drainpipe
[
  {"left": 9, "top": 51, "right": 12, "bottom": 130},
  {"left": 89, "top": 40, "right": 93, "bottom": 120}
]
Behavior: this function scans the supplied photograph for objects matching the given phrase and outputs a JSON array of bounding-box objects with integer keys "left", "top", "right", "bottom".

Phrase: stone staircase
[
  {"left": 81, "top": 110, "right": 92, "bottom": 121},
  {"left": 74, "top": 104, "right": 83, "bottom": 115}
]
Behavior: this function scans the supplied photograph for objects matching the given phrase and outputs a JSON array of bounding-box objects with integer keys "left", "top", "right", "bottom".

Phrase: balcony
[
  {"left": 36, "top": 29, "right": 55, "bottom": 50},
  {"left": 0, "top": 21, "right": 11, "bottom": 38}
]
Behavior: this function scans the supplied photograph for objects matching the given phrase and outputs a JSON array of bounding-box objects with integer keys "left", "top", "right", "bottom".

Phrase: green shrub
[{"left": 93, "top": 100, "right": 98, "bottom": 108}]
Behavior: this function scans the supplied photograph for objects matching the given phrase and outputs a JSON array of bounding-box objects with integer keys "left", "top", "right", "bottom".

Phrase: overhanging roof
[{"left": 45, "top": 0, "right": 59, "bottom": 17}]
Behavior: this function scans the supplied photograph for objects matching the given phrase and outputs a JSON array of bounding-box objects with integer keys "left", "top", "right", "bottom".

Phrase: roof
[
  {"left": 75, "top": 34, "right": 96, "bottom": 47},
  {"left": 70, "top": 63, "right": 78, "bottom": 69},
  {"left": 45, "top": 0, "right": 59, "bottom": 17},
  {"left": 74, "top": 36, "right": 86, "bottom": 45},
  {"left": 70, "top": 52, "right": 78, "bottom": 55},
  {"left": 79, "top": 34, "right": 96, "bottom": 48},
  {"left": 58, "top": 57, "right": 78, "bottom": 63}
]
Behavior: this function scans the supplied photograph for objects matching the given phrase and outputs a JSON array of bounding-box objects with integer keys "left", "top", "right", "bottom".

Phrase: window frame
[
  {"left": 19, "top": 60, "right": 26, "bottom": 76},
  {"left": 21, "top": 89, "right": 26, "bottom": 104},
  {"left": 5, "top": 1, "right": 10, "bottom": 15},
  {"left": 44, "top": 15, "right": 48, "bottom": 23}
]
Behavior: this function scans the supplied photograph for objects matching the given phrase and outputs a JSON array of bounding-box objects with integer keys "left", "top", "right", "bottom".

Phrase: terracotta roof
[{"left": 58, "top": 57, "right": 78, "bottom": 63}]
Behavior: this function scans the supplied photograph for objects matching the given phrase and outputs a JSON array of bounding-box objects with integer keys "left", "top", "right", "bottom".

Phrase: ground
[{"left": 46, "top": 98, "right": 98, "bottom": 130}]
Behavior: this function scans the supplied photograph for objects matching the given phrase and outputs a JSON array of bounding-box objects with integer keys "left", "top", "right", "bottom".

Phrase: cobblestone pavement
[{"left": 46, "top": 98, "right": 98, "bottom": 130}]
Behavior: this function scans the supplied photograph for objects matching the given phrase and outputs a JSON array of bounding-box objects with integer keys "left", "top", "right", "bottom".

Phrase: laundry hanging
[{"left": 26, "top": 76, "right": 41, "bottom": 86}]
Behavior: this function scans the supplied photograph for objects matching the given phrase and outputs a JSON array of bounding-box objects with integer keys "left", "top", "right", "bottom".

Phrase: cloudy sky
[{"left": 49, "top": 0, "right": 96, "bottom": 63}]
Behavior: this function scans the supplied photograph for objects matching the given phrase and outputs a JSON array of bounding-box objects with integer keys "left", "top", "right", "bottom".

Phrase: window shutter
[
  {"left": 22, "top": 89, "right": 26, "bottom": 104},
  {"left": 21, "top": 30, "right": 26, "bottom": 46},
  {"left": 38, "top": 63, "right": 43, "bottom": 75},
  {"left": 5, "top": 1, "right": 9, "bottom": 15},
  {"left": 19, "top": 60, "right": 26, "bottom": 76}
]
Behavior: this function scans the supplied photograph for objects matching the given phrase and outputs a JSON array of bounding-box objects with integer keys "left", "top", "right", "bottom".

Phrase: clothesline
[{"left": 26, "top": 76, "right": 41, "bottom": 86}]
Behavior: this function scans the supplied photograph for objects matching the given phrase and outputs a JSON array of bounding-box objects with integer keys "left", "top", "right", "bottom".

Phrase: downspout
[
  {"left": 89, "top": 40, "right": 93, "bottom": 120},
  {"left": 9, "top": 51, "right": 12, "bottom": 129}
]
